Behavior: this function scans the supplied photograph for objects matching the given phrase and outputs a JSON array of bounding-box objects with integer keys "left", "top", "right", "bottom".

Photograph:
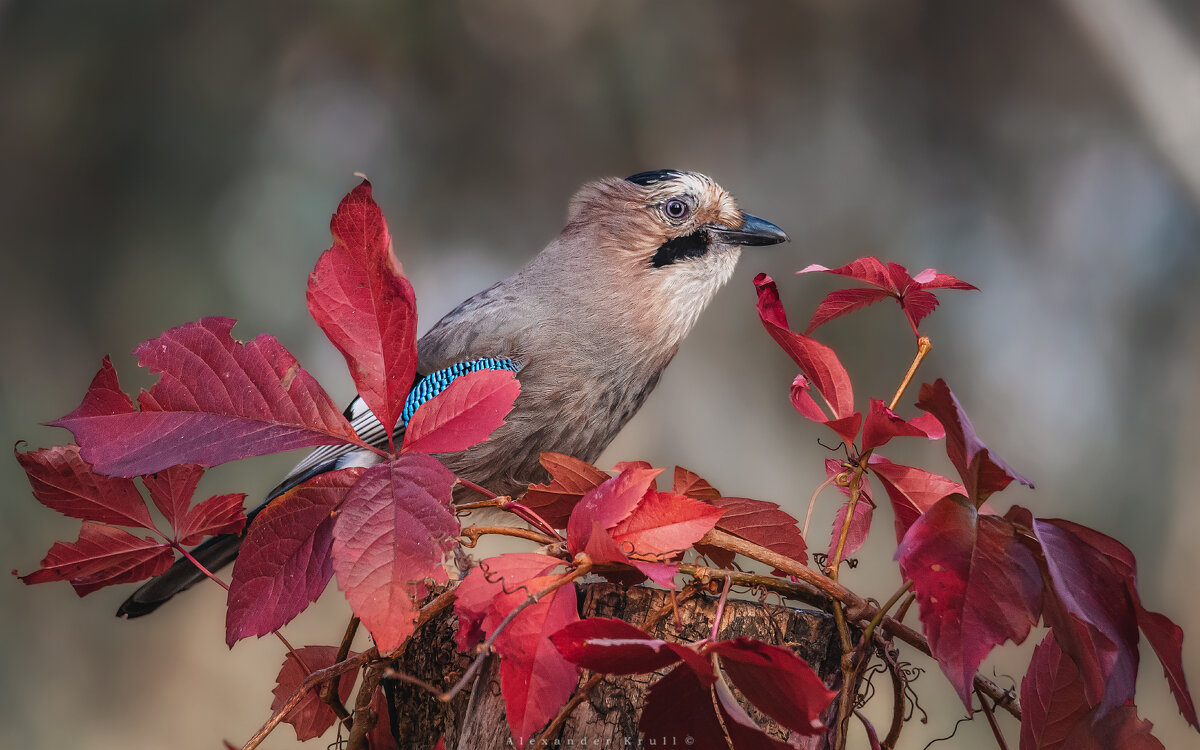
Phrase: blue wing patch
[
  {"left": 400, "top": 357, "right": 521, "bottom": 425},
  {"left": 267, "top": 357, "right": 522, "bottom": 501}
]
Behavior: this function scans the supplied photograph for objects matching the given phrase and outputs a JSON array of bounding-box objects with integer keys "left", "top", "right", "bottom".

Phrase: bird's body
[{"left": 118, "top": 169, "right": 787, "bottom": 618}]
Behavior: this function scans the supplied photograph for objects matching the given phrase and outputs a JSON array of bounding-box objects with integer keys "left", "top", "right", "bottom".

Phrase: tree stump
[{"left": 384, "top": 582, "right": 844, "bottom": 749}]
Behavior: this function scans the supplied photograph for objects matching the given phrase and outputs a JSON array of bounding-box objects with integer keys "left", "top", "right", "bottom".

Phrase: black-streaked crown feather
[{"left": 626, "top": 169, "right": 684, "bottom": 186}]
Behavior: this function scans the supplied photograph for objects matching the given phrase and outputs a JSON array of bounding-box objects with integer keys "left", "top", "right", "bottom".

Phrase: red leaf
[
  {"left": 522, "top": 453, "right": 610, "bottom": 529},
  {"left": 800, "top": 258, "right": 976, "bottom": 336},
  {"left": 611, "top": 491, "right": 724, "bottom": 557},
  {"left": 332, "top": 454, "right": 458, "bottom": 651},
  {"left": 566, "top": 467, "right": 661, "bottom": 556},
  {"left": 492, "top": 575, "right": 579, "bottom": 743},
  {"left": 226, "top": 469, "right": 362, "bottom": 646},
  {"left": 401, "top": 368, "right": 520, "bottom": 454},
  {"left": 270, "top": 646, "right": 357, "bottom": 741},
  {"left": 827, "top": 496, "right": 873, "bottom": 563},
  {"left": 1134, "top": 601, "right": 1199, "bottom": 729},
  {"left": 804, "top": 287, "right": 892, "bottom": 333},
  {"left": 861, "top": 399, "right": 937, "bottom": 452},
  {"left": 707, "top": 496, "right": 807, "bottom": 567},
  {"left": 712, "top": 638, "right": 837, "bottom": 735},
  {"left": 454, "top": 552, "right": 565, "bottom": 651},
  {"left": 673, "top": 466, "right": 721, "bottom": 502},
  {"left": 713, "top": 678, "right": 793, "bottom": 750},
  {"left": 1033, "top": 519, "right": 1141, "bottom": 713},
  {"left": 868, "top": 455, "right": 965, "bottom": 542},
  {"left": 307, "top": 180, "right": 417, "bottom": 451},
  {"left": 51, "top": 321, "right": 364, "bottom": 477},
  {"left": 551, "top": 617, "right": 687, "bottom": 674},
  {"left": 799, "top": 258, "right": 894, "bottom": 289},
  {"left": 640, "top": 666, "right": 730, "bottom": 750},
  {"left": 789, "top": 375, "right": 862, "bottom": 444},
  {"left": 912, "top": 268, "right": 977, "bottom": 290},
  {"left": 916, "top": 379, "right": 1033, "bottom": 503},
  {"left": 142, "top": 463, "right": 204, "bottom": 531},
  {"left": 175, "top": 493, "right": 246, "bottom": 546},
  {"left": 1020, "top": 632, "right": 1091, "bottom": 750},
  {"left": 753, "top": 274, "right": 856, "bottom": 420},
  {"left": 16, "top": 443, "right": 155, "bottom": 530},
  {"left": 897, "top": 495, "right": 1043, "bottom": 708},
  {"left": 17, "top": 521, "right": 173, "bottom": 596}
]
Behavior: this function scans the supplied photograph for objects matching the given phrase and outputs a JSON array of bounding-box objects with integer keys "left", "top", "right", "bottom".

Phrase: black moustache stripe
[{"left": 650, "top": 229, "right": 710, "bottom": 268}]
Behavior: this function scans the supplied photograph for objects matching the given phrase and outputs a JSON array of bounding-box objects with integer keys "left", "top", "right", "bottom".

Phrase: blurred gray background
[{"left": 3, "top": 1, "right": 1199, "bottom": 748}]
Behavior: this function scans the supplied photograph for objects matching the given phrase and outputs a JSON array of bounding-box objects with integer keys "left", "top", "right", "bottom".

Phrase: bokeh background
[{"left": 3, "top": 1, "right": 1200, "bottom": 748}]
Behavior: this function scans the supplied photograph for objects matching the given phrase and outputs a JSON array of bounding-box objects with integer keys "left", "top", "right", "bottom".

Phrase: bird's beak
[{"left": 707, "top": 213, "right": 790, "bottom": 246}]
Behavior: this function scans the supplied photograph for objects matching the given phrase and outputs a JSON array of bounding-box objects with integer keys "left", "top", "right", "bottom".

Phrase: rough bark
[{"left": 383, "top": 582, "right": 844, "bottom": 749}]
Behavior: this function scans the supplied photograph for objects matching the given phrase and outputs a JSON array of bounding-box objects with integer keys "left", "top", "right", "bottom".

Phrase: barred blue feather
[{"left": 400, "top": 357, "right": 520, "bottom": 425}]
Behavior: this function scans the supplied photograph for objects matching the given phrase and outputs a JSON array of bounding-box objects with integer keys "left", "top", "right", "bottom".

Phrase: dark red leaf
[
  {"left": 551, "top": 617, "right": 686, "bottom": 674},
  {"left": 916, "top": 379, "right": 1033, "bottom": 503},
  {"left": 522, "top": 453, "right": 610, "bottom": 528},
  {"left": 17, "top": 521, "right": 173, "bottom": 596},
  {"left": 804, "top": 287, "right": 892, "bottom": 333},
  {"left": 51, "top": 321, "right": 364, "bottom": 477},
  {"left": 611, "top": 491, "right": 724, "bottom": 557},
  {"left": 491, "top": 574, "right": 579, "bottom": 743},
  {"left": 142, "top": 463, "right": 204, "bottom": 531},
  {"left": 16, "top": 443, "right": 155, "bottom": 530},
  {"left": 307, "top": 180, "right": 417, "bottom": 451},
  {"left": 176, "top": 493, "right": 246, "bottom": 546},
  {"left": 332, "top": 454, "right": 458, "bottom": 651},
  {"left": 753, "top": 274, "right": 856, "bottom": 420},
  {"left": 1134, "top": 601, "right": 1199, "bottom": 729},
  {"left": 899, "top": 288, "right": 940, "bottom": 332},
  {"left": 454, "top": 552, "right": 565, "bottom": 651},
  {"left": 566, "top": 466, "right": 661, "bottom": 556},
  {"left": 1062, "top": 704, "right": 1166, "bottom": 750},
  {"left": 673, "top": 466, "right": 721, "bottom": 502},
  {"left": 1020, "top": 631, "right": 1091, "bottom": 750},
  {"left": 712, "top": 638, "right": 837, "bottom": 735},
  {"left": 270, "top": 645, "right": 357, "bottom": 741},
  {"left": 708, "top": 496, "right": 807, "bottom": 568},
  {"left": 868, "top": 455, "right": 965, "bottom": 542},
  {"left": 226, "top": 469, "right": 363, "bottom": 646},
  {"left": 897, "top": 495, "right": 1043, "bottom": 708},
  {"left": 1033, "top": 519, "right": 1144, "bottom": 715},
  {"left": 401, "top": 369, "right": 520, "bottom": 454},
  {"left": 713, "top": 678, "right": 792, "bottom": 750},
  {"left": 640, "top": 666, "right": 730, "bottom": 750},
  {"left": 861, "top": 399, "right": 937, "bottom": 452},
  {"left": 367, "top": 685, "right": 399, "bottom": 750}
]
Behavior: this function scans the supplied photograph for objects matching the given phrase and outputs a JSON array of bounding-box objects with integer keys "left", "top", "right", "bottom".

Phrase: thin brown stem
[
  {"left": 894, "top": 592, "right": 916, "bottom": 624},
  {"left": 345, "top": 665, "right": 385, "bottom": 750},
  {"left": 802, "top": 475, "right": 838, "bottom": 539},
  {"left": 320, "top": 616, "right": 360, "bottom": 725},
  {"left": 861, "top": 580, "right": 913, "bottom": 647},
  {"left": 853, "top": 708, "right": 883, "bottom": 750},
  {"left": 976, "top": 685, "right": 1010, "bottom": 750},
  {"left": 456, "top": 477, "right": 498, "bottom": 499},
  {"left": 460, "top": 524, "right": 555, "bottom": 548},
  {"left": 888, "top": 336, "right": 933, "bottom": 411},
  {"left": 710, "top": 576, "right": 732, "bottom": 641}
]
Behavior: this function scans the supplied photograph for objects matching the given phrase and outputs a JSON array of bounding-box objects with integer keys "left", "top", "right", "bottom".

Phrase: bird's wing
[{"left": 266, "top": 356, "right": 523, "bottom": 501}]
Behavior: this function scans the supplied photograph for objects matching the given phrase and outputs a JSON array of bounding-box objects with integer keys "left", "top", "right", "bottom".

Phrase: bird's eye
[{"left": 664, "top": 199, "right": 689, "bottom": 220}]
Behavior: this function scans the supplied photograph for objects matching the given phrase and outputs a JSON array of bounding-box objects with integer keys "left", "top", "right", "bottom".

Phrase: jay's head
[{"left": 553, "top": 169, "right": 788, "bottom": 342}]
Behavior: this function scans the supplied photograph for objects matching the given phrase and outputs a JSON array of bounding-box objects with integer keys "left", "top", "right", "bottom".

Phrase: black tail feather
[{"left": 116, "top": 531, "right": 246, "bottom": 618}]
